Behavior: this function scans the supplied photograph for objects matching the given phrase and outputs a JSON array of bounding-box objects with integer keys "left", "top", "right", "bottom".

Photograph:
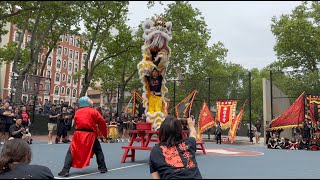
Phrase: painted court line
[{"left": 54, "top": 163, "right": 147, "bottom": 179}]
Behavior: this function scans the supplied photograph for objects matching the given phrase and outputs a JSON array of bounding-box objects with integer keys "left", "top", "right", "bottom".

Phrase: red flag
[
  {"left": 229, "top": 100, "right": 247, "bottom": 143},
  {"left": 216, "top": 100, "right": 237, "bottom": 130},
  {"left": 271, "top": 92, "right": 305, "bottom": 130},
  {"left": 197, "top": 102, "right": 216, "bottom": 135}
]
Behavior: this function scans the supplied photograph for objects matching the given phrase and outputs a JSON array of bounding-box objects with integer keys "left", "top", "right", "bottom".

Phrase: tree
[
  {"left": 78, "top": 1, "right": 139, "bottom": 97},
  {"left": 93, "top": 22, "right": 142, "bottom": 113},
  {"left": 0, "top": 1, "right": 82, "bottom": 103},
  {"left": 271, "top": 1, "right": 320, "bottom": 73}
]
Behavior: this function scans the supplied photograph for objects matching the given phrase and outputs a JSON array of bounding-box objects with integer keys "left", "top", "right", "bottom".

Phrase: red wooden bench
[
  {"left": 121, "top": 146, "right": 153, "bottom": 163},
  {"left": 196, "top": 141, "right": 206, "bottom": 154}
]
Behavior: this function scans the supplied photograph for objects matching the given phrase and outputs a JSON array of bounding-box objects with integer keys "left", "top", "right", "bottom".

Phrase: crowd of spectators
[{"left": 266, "top": 119, "right": 320, "bottom": 150}]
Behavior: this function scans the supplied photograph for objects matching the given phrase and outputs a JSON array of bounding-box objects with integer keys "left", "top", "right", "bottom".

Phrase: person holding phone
[{"left": 149, "top": 116, "right": 202, "bottom": 179}]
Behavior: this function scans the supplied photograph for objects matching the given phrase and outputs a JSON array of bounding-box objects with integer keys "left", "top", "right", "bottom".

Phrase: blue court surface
[{"left": 27, "top": 141, "right": 320, "bottom": 179}]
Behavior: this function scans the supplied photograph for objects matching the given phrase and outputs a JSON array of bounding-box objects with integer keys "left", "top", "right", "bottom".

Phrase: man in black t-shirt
[
  {"left": 48, "top": 104, "right": 60, "bottom": 144},
  {"left": 145, "top": 68, "right": 163, "bottom": 114},
  {"left": 9, "top": 118, "right": 24, "bottom": 139},
  {"left": 0, "top": 101, "right": 15, "bottom": 144}
]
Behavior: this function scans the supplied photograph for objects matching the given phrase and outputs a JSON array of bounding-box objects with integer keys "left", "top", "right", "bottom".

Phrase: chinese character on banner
[{"left": 216, "top": 100, "right": 237, "bottom": 130}]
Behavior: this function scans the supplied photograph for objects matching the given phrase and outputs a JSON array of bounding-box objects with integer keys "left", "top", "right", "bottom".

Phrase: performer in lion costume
[{"left": 137, "top": 16, "right": 172, "bottom": 130}]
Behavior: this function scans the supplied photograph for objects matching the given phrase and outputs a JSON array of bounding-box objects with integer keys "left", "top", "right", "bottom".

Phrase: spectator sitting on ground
[
  {"left": 9, "top": 116, "right": 32, "bottom": 144},
  {"left": 0, "top": 139, "right": 54, "bottom": 179},
  {"left": 279, "top": 138, "right": 290, "bottom": 149},
  {"left": 299, "top": 138, "right": 308, "bottom": 150},
  {"left": 267, "top": 134, "right": 279, "bottom": 149},
  {"left": 289, "top": 137, "right": 299, "bottom": 150}
]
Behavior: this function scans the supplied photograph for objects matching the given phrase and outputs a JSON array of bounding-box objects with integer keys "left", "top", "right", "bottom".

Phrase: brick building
[{"left": 0, "top": 22, "right": 88, "bottom": 105}]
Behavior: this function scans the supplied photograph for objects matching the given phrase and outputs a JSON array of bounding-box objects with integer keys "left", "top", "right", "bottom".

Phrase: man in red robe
[{"left": 58, "top": 96, "right": 108, "bottom": 177}]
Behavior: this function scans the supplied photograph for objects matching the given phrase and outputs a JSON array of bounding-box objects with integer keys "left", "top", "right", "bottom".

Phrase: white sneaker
[
  {"left": 127, "top": 139, "right": 130, "bottom": 142},
  {"left": 0, "top": 142, "right": 4, "bottom": 145},
  {"left": 48, "top": 142, "right": 52, "bottom": 145},
  {"left": 122, "top": 139, "right": 124, "bottom": 143}
]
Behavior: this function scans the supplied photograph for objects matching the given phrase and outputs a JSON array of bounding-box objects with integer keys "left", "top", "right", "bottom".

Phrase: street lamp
[{"left": 10, "top": 72, "right": 19, "bottom": 103}]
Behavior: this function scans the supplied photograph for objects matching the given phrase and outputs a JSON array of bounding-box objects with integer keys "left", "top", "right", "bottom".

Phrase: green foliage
[{"left": 271, "top": 1, "right": 320, "bottom": 72}]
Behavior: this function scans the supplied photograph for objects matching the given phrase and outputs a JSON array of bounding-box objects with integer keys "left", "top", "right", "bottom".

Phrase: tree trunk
[
  {"left": 118, "top": 84, "right": 126, "bottom": 114},
  {"left": 13, "top": 75, "right": 24, "bottom": 105},
  {"left": 79, "top": 82, "right": 90, "bottom": 97}
]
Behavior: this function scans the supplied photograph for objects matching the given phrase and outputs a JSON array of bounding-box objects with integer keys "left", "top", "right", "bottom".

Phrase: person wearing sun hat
[{"left": 58, "top": 96, "right": 108, "bottom": 177}]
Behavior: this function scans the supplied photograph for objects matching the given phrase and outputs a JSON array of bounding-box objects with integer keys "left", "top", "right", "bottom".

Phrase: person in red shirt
[
  {"left": 58, "top": 97, "right": 108, "bottom": 177},
  {"left": 20, "top": 106, "right": 30, "bottom": 128}
]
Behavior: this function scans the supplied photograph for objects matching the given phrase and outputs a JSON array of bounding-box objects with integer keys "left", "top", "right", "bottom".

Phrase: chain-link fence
[{"left": 113, "top": 72, "right": 254, "bottom": 141}]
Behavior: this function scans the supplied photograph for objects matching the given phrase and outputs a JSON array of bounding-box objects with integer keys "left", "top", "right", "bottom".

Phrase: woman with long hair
[
  {"left": 149, "top": 116, "right": 202, "bottom": 179},
  {"left": 0, "top": 139, "right": 54, "bottom": 179}
]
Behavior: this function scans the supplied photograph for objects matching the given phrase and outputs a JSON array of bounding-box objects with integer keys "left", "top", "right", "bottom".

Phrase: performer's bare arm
[
  {"left": 151, "top": 171, "right": 160, "bottom": 179},
  {"left": 187, "top": 117, "right": 196, "bottom": 138}
]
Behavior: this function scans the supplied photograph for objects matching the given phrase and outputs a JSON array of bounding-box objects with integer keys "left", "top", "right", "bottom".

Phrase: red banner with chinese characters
[
  {"left": 229, "top": 100, "right": 247, "bottom": 143},
  {"left": 216, "top": 100, "right": 237, "bottom": 130}
]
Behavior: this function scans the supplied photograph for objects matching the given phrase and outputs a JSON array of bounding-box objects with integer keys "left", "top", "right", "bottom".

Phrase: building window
[
  {"left": 57, "top": 46, "right": 62, "bottom": 55},
  {"left": 65, "top": 34, "right": 68, "bottom": 42},
  {"left": 76, "top": 38, "right": 80, "bottom": 47},
  {"left": 67, "top": 75, "right": 71, "bottom": 84},
  {"left": 68, "top": 62, "right": 72, "bottom": 71},
  {"left": 56, "top": 59, "right": 61, "bottom": 69},
  {"left": 47, "top": 57, "right": 52, "bottom": 66},
  {"left": 55, "top": 73, "right": 60, "bottom": 82},
  {"left": 74, "top": 64, "right": 78, "bottom": 72},
  {"left": 46, "top": 70, "right": 51, "bottom": 78},
  {"left": 59, "top": 35, "right": 63, "bottom": 41},
  {"left": 45, "top": 84, "right": 50, "bottom": 92},
  {"left": 14, "top": 31, "right": 21, "bottom": 42},
  {"left": 62, "top": 74, "right": 66, "bottom": 81},
  {"left": 66, "top": 88, "right": 71, "bottom": 96},
  {"left": 72, "top": 89, "right": 77, "bottom": 98},
  {"left": 27, "top": 35, "right": 31, "bottom": 42},
  {"left": 69, "top": 50, "right": 73, "bottom": 59},
  {"left": 54, "top": 86, "right": 59, "bottom": 95},
  {"left": 70, "top": 36, "right": 74, "bottom": 46},
  {"left": 64, "top": 47, "right": 68, "bottom": 55},
  {"left": 63, "top": 60, "right": 67, "bottom": 68},
  {"left": 61, "top": 87, "right": 65, "bottom": 95},
  {"left": 73, "top": 78, "right": 77, "bottom": 85},
  {"left": 83, "top": 54, "right": 87, "bottom": 61},
  {"left": 75, "top": 51, "right": 79, "bottom": 60},
  {"left": 84, "top": 41, "right": 89, "bottom": 47}
]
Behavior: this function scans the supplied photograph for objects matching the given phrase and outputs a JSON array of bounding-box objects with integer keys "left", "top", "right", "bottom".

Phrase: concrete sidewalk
[
  {"left": 31, "top": 134, "right": 266, "bottom": 147},
  {"left": 202, "top": 135, "right": 265, "bottom": 147}
]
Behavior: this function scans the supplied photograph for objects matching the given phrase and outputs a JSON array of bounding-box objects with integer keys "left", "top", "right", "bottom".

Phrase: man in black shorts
[
  {"left": 48, "top": 104, "right": 60, "bottom": 144},
  {"left": 0, "top": 102, "right": 15, "bottom": 144},
  {"left": 65, "top": 107, "right": 74, "bottom": 142}
]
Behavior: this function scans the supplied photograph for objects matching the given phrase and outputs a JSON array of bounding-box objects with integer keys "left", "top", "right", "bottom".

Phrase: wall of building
[
  {"left": 263, "top": 78, "right": 292, "bottom": 145},
  {"left": 0, "top": 23, "right": 88, "bottom": 105}
]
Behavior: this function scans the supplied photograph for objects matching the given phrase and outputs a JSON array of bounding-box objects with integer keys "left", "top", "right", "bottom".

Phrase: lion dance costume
[{"left": 137, "top": 16, "right": 172, "bottom": 130}]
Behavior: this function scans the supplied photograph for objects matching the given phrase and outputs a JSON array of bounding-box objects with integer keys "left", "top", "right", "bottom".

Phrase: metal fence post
[
  {"left": 173, "top": 80, "right": 176, "bottom": 113},
  {"left": 270, "top": 70, "right": 273, "bottom": 120},
  {"left": 249, "top": 71, "right": 253, "bottom": 143},
  {"left": 208, "top": 77, "right": 211, "bottom": 140}
]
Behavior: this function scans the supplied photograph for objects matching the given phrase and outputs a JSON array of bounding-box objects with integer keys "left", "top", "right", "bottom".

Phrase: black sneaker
[
  {"left": 58, "top": 169, "right": 70, "bottom": 177},
  {"left": 98, "top": 167, "right": 108, "bottom": 173}
]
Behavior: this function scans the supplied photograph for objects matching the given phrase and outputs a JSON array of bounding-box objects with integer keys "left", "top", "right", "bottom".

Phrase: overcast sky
[{"left": 127, "top": 1, "right": 302, "bottom": 70}]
